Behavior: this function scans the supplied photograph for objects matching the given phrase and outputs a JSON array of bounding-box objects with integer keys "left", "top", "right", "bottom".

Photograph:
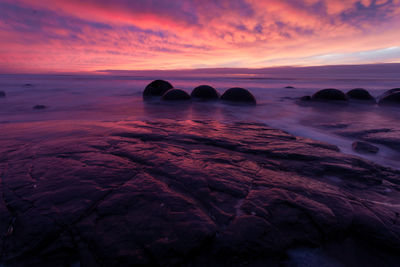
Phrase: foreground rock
[
  {"left": 336, "top": 127, "right": 400, "bottom": 152},
  {"left": 162, "top": 89, "right": 191, "bottom": 101},
  {"left": 191, "top": 85, "right": 219, "bottom": 99},
  {"left": 0, "top": 120, "right": 400, "bottom": 266},
  {"left": 143, "top": 80, "right": 173, "bottom": 97},
  {"left": 221, "top": 87, "right": 256, "bottom": 104},
  {"left": 312, "top": 89, "right": 347, "bottom": 101},
  {"left": 352, "top": 141, "right": 379, "bottom": 154}
]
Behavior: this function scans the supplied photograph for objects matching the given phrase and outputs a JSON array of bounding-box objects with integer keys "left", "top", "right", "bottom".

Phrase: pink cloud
[{"left": 0, "top": 0, "right": 399, "bottom": 72}]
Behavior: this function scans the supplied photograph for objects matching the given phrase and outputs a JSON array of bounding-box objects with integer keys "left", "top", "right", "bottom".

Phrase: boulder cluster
[
  {"left": 143, "top": 79, "right": 256, "bottom": 104},
  {"left": 300, "top": 87, "right": 400, "bottom": 105}
]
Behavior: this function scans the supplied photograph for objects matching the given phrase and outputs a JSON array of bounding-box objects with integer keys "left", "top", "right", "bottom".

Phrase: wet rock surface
[
  {"left": 336, "top": 127, "right": 400, "bottom": 152},
  {"left": 0, "top": 120, "right": 400, "bottom": 266},
  {"left": 352, "top": 141, "right": 379, "bottom": 154}
]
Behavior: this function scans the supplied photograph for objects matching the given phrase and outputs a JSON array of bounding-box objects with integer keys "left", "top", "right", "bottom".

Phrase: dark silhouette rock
[
  {"left": 162, "top": 89, "right": 191, "bottom": 101},
  {"left": 143, "top": 80, "right": 173, "bottom": 97},
  {"left": 300, "top": 95, "right": 311, "bottom": 101},
  {"left": 23, "top": 83, "right": 33, "bottom": 87},
  {"left": 221, "top": 87, "right": 256, "bottom": 104},
  {"left": 285, "top": 86, "right": 295, "bottom": 89},
  {"left": 379, "top": 89, "right": 400, "bottom": 105},
  {"left": 352, "top": 141, "right": 379, "bottom": 154},
  {"left": 312, "top": 89, "right": 347, "bottom": 101},
  {"left": 346, "top": 88, "right": 375, "bottom": 101},
  {"left": 33, "top": 105, "right": 47, "bottom": 110},
  {"left": 191, "top": 85, "right": 219, "bottom": 99},
  {"left": 0, "top": 91, "right": 5, "bottom": 98},
  {"left": 380, "top": 88, "right": 400, "bottom": 99}
]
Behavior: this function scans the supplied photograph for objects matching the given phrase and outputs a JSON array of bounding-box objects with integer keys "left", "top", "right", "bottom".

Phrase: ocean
[{"left": 0, "top": 67, "right": 399, "bottom": 169}]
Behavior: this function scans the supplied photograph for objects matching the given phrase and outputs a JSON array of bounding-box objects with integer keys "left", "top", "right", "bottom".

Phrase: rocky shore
[{"left": 1, "top": 119, "right": 400, "bottom": 266}]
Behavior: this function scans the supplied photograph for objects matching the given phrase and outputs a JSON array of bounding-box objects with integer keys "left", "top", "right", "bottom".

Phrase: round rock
[
  {"left": 352, "top": 141, "right": 379, "bottom": 154},
  {"left": 312, "top": 89, "right": 347, "bottom": 101},
  {"left": 162, "top": 89, "right": 191, "bottom": 101},
  {"left": 346, "top": 88, "right": 375, "bottom": 101},
  {"left": 143, "top": 80, "right": 173, "bottom": 97},
  {"left": 380, "top": 88, "right": 400, "bottom": 99},
  {"left": 379, "top": 91, "right": 400, "bottom": 105},
  {"left": 0, "top": 91, "right": 5, "bottom": 98},
  {"left": 221, "top": 87, "right": 256, "bottom": 104},
  {"left": 191, "top": 85, "right": 219, "bottom": 99}
]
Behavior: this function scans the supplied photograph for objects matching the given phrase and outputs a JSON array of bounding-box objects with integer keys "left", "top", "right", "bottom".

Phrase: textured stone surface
[{"left": 0, "top": 120, "right": 400, "bottom": 266}]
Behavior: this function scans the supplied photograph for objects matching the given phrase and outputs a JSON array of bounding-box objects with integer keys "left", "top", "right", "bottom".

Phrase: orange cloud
[{"left": 0, "top": 0, "right": 399, "bottom": 73}]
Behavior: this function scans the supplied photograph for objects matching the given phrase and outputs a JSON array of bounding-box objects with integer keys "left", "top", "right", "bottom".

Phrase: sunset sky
[{"left": 1, "top": 0, "right": 400, "bottom": 73}]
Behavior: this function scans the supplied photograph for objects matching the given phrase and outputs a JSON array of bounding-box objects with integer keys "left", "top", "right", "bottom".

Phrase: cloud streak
[{"left": 0, "top": 0, "right": 399, "bottom": 72}]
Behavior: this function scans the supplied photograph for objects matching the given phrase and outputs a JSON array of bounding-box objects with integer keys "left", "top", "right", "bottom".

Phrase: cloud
[{"left": 0, "top": 0, "right": 399, "bottom": 72}]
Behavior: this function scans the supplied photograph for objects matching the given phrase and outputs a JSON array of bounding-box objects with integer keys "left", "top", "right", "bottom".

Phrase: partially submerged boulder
[
  {"left": 379, "top": 88, "right": 400, "bottom": 105},
  {"left": 312, "top": 89, "right": 347, "bottom": 101},
  {"left": 143, "top": 80, "right": 173, "bottom": 97},
  {"left": 221, "top": 87, "right": 256, "bottom": 104},
  {"left": 346, "top": 88, "right": 375, "bottom": 101},
  {"left": 162, "top": 89, "right": 191, "bottom": 101},
  {"left": 191, "top": 85, "right": 219, "bottom": 99}
]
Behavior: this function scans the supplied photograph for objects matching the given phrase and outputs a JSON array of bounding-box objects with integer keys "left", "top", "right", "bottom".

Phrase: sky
[{"left": 0, "top": 0, "right": 400, "bottom": 73}]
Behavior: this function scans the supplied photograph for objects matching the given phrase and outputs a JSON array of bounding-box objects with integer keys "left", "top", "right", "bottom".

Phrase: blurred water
[{"left": 0, "top": 73, "right": 399, "bottom": 168}]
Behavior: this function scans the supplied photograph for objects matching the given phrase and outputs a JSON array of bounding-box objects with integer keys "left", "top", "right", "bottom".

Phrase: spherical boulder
[
  {"left": 379, "top": 91, "right": 400, "bottom": 105},
  {"left": 346, "top": 88, "right": 375, "bottom": 101},
  {"left": 311, "top": 88, "right": 347, "bottom": 101},
  {"left": 221, "top": 87, "right": 256, "bottom": 104},
  {"left": 162, "top": 89, "right": 191, "bottom": 101},
  {"left": 143, "top": 80, "right": 173, "bottom": 97},
  {"left": 0, "top": 91, "right": 5, "bottom": 98},
  {"left": 380, "top": 88, "right": 400, "bottom": 99},
  {"left": 191, "top": 85, "right": 219, "bottom": 99}
]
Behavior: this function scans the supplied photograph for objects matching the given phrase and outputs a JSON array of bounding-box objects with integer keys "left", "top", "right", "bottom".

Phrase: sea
[{"left": 0, "top": 65, "right": 399, "bottom": 169}]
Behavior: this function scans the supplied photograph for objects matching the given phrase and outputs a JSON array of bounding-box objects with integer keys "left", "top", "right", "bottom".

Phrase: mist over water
[{"left": 1, "top": 69, "right": 399, "bottom": 169}]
